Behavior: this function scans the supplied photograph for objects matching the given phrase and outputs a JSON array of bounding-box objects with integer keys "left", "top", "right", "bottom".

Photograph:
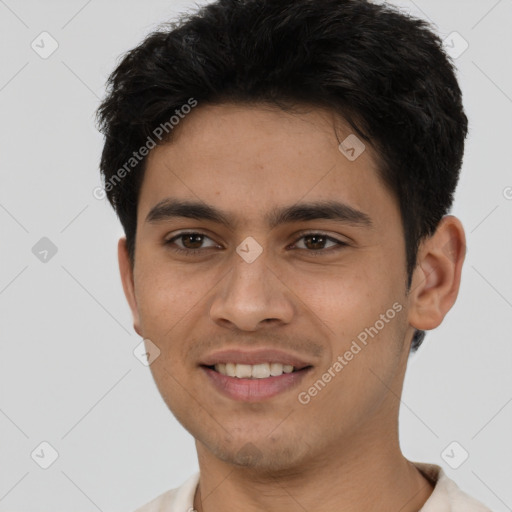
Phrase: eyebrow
[{"left": 145, "top": 198, "right": 373, "bottom": 230}]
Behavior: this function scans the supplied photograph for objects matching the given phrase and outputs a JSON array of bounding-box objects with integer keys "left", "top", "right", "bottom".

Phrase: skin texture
[{"left": 118, "top": 103, "right": 466, "bottom": 512}]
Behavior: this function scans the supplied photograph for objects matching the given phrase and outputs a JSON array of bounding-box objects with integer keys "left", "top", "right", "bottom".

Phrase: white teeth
[
  {"left": 251, "top": 363, "right": 271, "bottom": 378},
  {"left": 225, "top": 362, "right": 236, "bottom": 377},
  {"left": 270, "top": 362, "right": 284, "bottom": 376},
  {"left": 235, "top": 364, "right": 252, "bottom": 378},
  {"left": 213, "top": 362, "right": 297, "bottom": 378}
]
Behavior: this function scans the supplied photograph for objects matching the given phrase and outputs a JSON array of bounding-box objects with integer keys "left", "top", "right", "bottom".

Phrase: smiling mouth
[{"left": 203, "top": 362, "right": 312, "bottom": 379}]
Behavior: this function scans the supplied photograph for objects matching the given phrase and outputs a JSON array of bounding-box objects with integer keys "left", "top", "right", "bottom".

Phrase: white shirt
[{"left": 133, "top": 462, "right": 493, "bottom": 512}]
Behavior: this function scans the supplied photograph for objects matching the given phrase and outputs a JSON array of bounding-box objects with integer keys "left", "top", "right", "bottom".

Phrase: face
[{"left": 121, "top": 103, "right": 418, "bottom": 471}]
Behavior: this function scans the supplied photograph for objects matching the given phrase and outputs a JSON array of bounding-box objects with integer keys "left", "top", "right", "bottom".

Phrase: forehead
[{"left": 138, "top": 103, "right": 397, "bottom": 229}]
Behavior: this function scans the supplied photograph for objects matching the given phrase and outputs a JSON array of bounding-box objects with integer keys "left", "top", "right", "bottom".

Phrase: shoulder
[
  {"left": 133, "top": 472, "right": 200, "bottom": 512},
  {"left": 413, "top": 462, "right": 493, "bottom": 512}
]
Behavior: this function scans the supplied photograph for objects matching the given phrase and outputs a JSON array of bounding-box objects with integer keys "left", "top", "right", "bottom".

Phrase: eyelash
[{"left": 164, "top": 231, "right": 348, "bottom": 257}]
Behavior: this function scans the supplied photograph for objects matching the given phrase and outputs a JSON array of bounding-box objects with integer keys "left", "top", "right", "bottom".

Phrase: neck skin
[
  {"left": 192, "top": 361, "right": 435, "bottom": 512},
  {"left": 193, "top": 435, "right": 434, "bottom": 512}
]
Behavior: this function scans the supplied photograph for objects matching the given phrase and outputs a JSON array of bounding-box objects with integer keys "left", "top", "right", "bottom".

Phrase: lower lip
[{"left": 201, "top": 366, "right": 312, "bottom": 402}]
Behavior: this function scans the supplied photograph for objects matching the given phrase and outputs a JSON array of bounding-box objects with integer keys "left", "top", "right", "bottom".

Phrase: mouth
[
  {"left": 202, "top": 362, "right": 310, "bottom": 378},
  {"left": 199, "top": 349, "right": 314, "bottom": 402}
]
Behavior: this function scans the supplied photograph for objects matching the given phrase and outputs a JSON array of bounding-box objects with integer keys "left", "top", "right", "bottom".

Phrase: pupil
[
  {"left": 307, "top": 235, "right": 325, "bottom": 250},
  {"left": 184, "top": 234, "right": 203, "bottom": 249}
]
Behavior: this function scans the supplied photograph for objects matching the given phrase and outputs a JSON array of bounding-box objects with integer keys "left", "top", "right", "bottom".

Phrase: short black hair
[{"left": 96, "top": 0, "right": 468, "bottom": 353}]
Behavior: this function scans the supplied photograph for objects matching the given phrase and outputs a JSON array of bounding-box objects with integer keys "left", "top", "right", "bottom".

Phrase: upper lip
[{"left": 200, "top": 348, "right": 313, "bottom": 370}]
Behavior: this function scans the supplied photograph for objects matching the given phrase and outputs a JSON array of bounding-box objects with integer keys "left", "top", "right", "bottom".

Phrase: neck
[{"left": 192, "top": 421, "right": 434, "bottom": 512}]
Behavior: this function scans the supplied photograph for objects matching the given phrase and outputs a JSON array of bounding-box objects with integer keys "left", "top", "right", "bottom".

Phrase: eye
[
  {"left": 164, "top": 232, "right": 220, "bottom": 255},
  {"left": 291, "top": 232, "right": 348, "bottom": 256}
]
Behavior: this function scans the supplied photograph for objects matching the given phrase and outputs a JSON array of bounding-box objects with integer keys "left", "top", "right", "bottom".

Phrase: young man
[{"left": 96, "top": 0, "right": 492, "bottom": 510}]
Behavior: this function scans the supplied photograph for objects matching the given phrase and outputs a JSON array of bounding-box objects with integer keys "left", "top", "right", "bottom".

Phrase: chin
[{"left": 204, "top": 437, "right": 306, "bottom": 473}]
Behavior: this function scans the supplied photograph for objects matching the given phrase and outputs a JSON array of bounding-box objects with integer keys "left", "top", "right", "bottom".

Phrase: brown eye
[
  {"left": 165, "top": 232, "right": 219, "bottom": 254},
  {"left": 178, "top": 233, "right": 205, "bottom": 249},
  {"left": 291, "top": 232, "right": 348, "bottom": 256}
]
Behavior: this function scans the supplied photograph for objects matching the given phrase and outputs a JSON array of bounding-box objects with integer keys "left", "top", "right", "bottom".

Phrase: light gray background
[{"left": 0, "top": 0, "right": 511, "bottom": 510}]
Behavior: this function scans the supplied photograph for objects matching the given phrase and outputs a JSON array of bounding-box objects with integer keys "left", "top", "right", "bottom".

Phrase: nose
[{"left": 209, "top": 250, "right": 294, "bottom": 331}]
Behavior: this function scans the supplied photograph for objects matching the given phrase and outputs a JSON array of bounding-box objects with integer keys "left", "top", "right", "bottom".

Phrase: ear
[
  {"left": 408, "top": 215, "right": 466, "bottom": 331},
  {"left": 118, "top": 237, "right": 142, "bottom": 336}
]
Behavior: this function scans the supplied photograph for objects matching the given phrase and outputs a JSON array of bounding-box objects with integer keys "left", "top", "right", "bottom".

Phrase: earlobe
[
  {"left": 118, "top": 238, "right": 142, "bottom": 336},
  {"left": 407, "top": 215, "right": 466, "bottom": 332}
]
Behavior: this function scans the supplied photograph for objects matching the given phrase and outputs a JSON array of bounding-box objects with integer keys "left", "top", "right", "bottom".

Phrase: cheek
[
  {"left": 134, "top": 262, "right": 196, "bottom": 339},
  {"left": 290, "top": 256, "right": 407, "bottom": 380},
  {"left": 288, "top": 259, "right": 398, "bottom": 331}
]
